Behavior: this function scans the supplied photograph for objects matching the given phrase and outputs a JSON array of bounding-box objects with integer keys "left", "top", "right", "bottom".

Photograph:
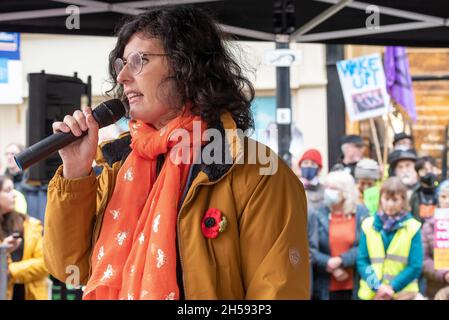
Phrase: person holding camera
[{"left": 0, "top": 175, "right": 49, "bottom": 300}]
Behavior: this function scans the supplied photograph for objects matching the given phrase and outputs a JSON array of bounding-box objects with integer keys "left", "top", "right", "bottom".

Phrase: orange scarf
[{"left": 83, "top": 110, "right": 205, "bottom": 300}]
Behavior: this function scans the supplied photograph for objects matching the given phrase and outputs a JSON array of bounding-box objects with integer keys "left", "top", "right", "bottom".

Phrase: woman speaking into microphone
[{"left": 44, "top": 6, "right": 309, "bottom": 300}]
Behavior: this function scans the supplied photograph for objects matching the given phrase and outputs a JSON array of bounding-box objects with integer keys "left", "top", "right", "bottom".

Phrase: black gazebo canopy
[
  {"left": 2, "top": 0, "right": 448, "bottom": 168},
  {"left": 1, "top": 0, "right": 449, "bottom": 47}
]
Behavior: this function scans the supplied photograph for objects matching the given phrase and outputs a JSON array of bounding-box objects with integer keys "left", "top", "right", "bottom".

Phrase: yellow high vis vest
[{"left": 358, "top": 216, "right": 421, "bottom": 300}]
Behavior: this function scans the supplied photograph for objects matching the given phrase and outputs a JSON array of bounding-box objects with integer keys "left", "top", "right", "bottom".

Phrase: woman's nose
[{"left": 117, "top": 65, "right": 132, "bottom": 84}]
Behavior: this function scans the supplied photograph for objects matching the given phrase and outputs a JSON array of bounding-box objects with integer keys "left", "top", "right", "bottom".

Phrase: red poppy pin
[{"left": 201, "top": 208, "right": 227, "bottom": 239}]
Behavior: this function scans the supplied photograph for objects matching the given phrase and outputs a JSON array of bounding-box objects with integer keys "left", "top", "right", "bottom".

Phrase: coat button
[{"left": 204, "top": 217, "right": 216, "bottom": 228}]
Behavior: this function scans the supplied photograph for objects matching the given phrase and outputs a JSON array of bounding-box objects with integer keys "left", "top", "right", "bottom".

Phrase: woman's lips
[{"left": 128, "top": 95, "right": 143, "bottom": 105}]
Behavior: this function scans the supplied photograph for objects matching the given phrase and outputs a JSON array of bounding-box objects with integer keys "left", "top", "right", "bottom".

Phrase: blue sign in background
[
  {"left": 0, "top": 58, "right": 8, "bottom": 83},
  {"left": 0, "top": 32, "right": 20, "bottom": 60},
  {"left": 251, "top": 96, "right": 276, "bottom": 144}
]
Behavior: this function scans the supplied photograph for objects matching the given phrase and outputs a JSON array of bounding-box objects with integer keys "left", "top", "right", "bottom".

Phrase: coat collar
[
  {"left": 315, "top": 205, "right": 366, "bottom": 230},
  {"left": 373, "top": 212, "right": 413, "bottom": 232},
  {"left": 97, "top": 112, "right": 242, "bottom": 182}
]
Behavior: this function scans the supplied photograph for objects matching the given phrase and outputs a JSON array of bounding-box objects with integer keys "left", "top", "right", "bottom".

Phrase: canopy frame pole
[
  {"left": 1, "top": 0, "right": 223, "bottom": 22},
  {"left": 291, "top": 0, "right": 353, "bottom": 41},
  {"left": 315, "top": 0, "right": 446, "bottom": 23},
  {"left": 0, "top": 245, "right": 8, "bottom": 300},
  {"left": 296, "top": 21, "right": 443, "bottom": 42}
]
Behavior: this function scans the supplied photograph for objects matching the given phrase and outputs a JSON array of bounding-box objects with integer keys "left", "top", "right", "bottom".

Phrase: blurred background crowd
[{"left": 300, "top": 132, "right": 449, "bottom": 300}]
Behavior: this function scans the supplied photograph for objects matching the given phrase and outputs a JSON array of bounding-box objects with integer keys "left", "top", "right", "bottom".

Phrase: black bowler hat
[
  {"left": 387, "top": 149, "right": 418, "bottom": 176},
  {"left": 340, "top": 134, "right": 364, "bottom": 147},
  {"left": 393, "top": 132, "right": 413, "bottom": 146}
]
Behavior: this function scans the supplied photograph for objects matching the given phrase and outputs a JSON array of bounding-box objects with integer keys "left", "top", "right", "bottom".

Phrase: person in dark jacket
[
  {"left": 410, "top": 156, "right": 439, "bottom": 222},
  {"left": 331, "top": 135, "right": 365, "bottom": 178},
  {"left": 298, "top": 149, "right": 324, "bottom": 212},
  {"left": 309, "top": 170, "right": 369, "bottom": 300},
  {"left": 387, "top": 149, "right": 419, "bottom": 201},
  {"left": 392, "top": 132, "right": 416, "bottom": 154},
  {"left": 3, "top": 143, "right": 47, "bottom": 224}
]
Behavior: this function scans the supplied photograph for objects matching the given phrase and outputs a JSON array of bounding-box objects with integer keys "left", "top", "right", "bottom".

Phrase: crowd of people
[
  {"left": 300, "top": 132, "right": 449, "bottom": 300},
  {"left": 3, "top": 128, "right": 449, "bottom": 300}
]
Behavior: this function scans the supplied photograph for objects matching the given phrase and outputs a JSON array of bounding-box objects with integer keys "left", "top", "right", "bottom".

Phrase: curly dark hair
[
  {"left": 415, "top": 156, "right": 437, "bottom": 173},
  {"left": 0, "top": 175, "right": 24, "bottom": 240},
  {"left": 107, "top": 6, "right": 255, "bottom": 131}
]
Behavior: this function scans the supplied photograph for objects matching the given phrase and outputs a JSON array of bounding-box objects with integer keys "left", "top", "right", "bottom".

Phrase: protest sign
[
  {"left": 337, "top": 53, "right": 390, "bottom": 121},
  {"left": 434, "top": 208, "right": 449, "bottom": 270}
]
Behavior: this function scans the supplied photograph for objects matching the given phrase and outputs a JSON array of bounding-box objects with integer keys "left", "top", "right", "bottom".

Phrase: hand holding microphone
[
  {"left": 53, "top": 105, "right": 100, "bottom": 179},
  {"left": 14, "top": 99, "right": 127, "bottom": 180}
]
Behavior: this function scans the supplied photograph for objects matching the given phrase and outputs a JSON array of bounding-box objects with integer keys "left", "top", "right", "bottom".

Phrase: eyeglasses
[{"left": 114, "top": 51, "right": 168, "bottom": 76}]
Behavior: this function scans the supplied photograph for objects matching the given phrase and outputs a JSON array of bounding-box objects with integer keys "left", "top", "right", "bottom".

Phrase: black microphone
[{"left": 15, "top": 99, "right": 127, "bottom": 171}]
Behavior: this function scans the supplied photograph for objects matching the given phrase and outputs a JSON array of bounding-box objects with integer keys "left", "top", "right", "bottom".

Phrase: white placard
[
  {"left": 336, "top": 53, "right": 390, "bottom": 121},
  {"left": 434, "top": 208, "right": 449, "bottom": 270}
]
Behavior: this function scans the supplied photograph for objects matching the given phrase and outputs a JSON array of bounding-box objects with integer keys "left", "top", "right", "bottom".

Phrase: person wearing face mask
[
  {"left": 298, "top": 149, "right": 324, "bottom": 212},
  {"left": 409, "top": 156, "right": 439, "bottom": 223},
  {"left": 392, "top": 132, "right": 417, "bottom": 155},
  {"left": 354, "top": 158, "right": 381, "bottom": 215},
  {"left": 421, "top": 179, "right": 449, "bottom": 299},
  {"left": 388, "top": 149, "right": 419, "bottom": 200},
  {"left": 308, "top": 170, "right": 369, "bottom": 300},
  {"left": 331, "top": 135, "right": 365, "bottom": 178},
  {"left": 356, "top": 177, "right": 423, "bottom": 300}
]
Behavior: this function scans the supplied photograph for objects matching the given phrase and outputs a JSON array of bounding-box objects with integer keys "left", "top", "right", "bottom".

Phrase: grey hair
[{"left": 324, "top": 170, "right": 359, "bottom": 215}]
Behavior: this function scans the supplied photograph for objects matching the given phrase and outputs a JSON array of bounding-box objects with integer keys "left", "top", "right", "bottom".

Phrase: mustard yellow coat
[
  {"left": 7, "top": 217, "right": 49, "bottom": 300},
  {"left": 44, "top": 116, "right": 310, "bottom": 299}
]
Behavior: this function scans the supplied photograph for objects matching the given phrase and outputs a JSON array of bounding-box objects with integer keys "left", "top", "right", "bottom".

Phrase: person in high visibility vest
[
  {"left": 354, "top": 158, "right": 381, "bottom": 216},
  {"left": 356, "top": 177, "right": 423, "bottom": 300}
]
